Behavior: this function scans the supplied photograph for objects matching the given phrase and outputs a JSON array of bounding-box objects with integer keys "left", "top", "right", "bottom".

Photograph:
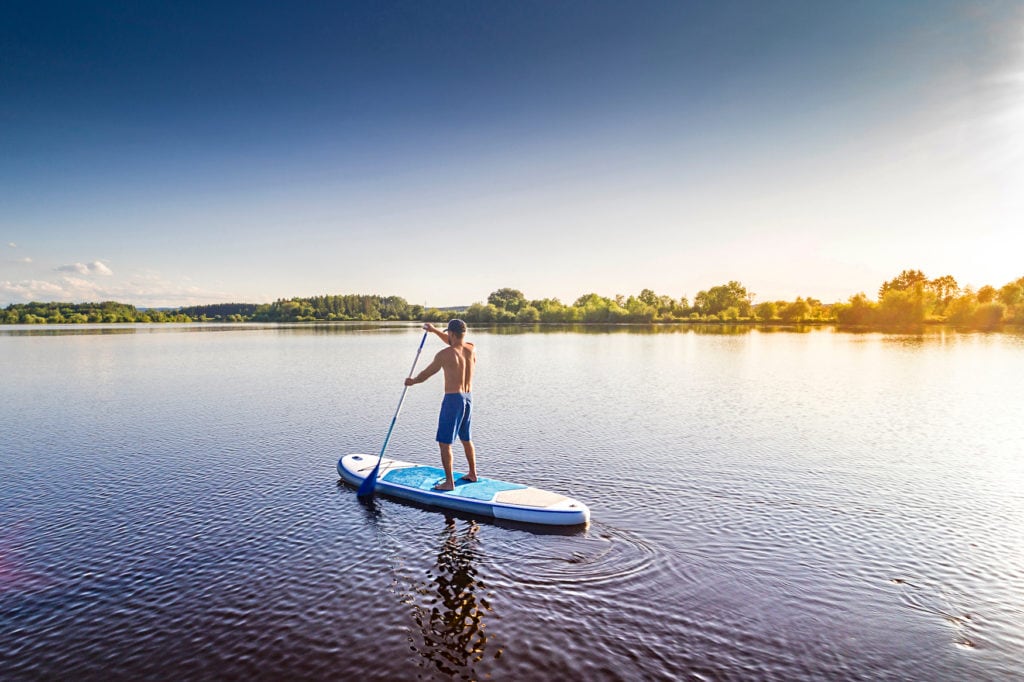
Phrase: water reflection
[
  {"left": 483, "top": 322, "right": 842, "bottom": 335},
  {"left": 4, "top": 321, "right": 1021, "bottom": 339},
  {"left": 487, "top": 323, "right": 755, "bottom": 335},
  {"left": 0, "top": 321, "right": 410, "bottom": 337},
  {"left": 406, "top": 516, "right": 499, "bottom": 680}
]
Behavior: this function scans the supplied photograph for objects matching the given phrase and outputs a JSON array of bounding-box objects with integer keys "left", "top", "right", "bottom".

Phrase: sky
[{"left": 2, "top": 0, "right": 1023, "bottom": 308}]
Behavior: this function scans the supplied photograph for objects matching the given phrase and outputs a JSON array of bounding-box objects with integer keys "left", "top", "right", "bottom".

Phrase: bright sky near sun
[{"left": 2, "top": 1, "right": 1023, "bottom": 307}]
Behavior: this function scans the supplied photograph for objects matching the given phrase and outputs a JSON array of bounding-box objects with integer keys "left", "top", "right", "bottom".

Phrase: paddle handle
[
  {"left": 357, "top": 330, "right": 428, "bottom": 496},
  {"left": 380, "top": 330, "right": 428, "bottom": 455}
]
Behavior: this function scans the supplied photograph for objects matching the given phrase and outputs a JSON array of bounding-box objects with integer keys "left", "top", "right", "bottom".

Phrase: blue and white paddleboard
[{"left": 338, "top": 454, "right": 590, "bottom": 526}]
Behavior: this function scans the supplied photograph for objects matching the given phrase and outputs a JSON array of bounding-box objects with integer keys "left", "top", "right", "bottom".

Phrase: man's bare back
[
  {"left": 404, "top": 320, "right": 478, "bottom": 491},
  {"left": 405, "top": 330, "right": 474, "bottom": 393},
  {"left": 436, "top": 341, "right": 475, "bottom": 394}
]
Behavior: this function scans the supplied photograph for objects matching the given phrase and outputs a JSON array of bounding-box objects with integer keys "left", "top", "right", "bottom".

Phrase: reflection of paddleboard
[{"left": 338, "top": 454, "right": 590, "bottom": 526}]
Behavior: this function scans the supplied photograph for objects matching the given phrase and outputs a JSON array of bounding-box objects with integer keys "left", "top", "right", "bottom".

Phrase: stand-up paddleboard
[{"left": 338, "top": 454, "right": 590, "bottom": 526}]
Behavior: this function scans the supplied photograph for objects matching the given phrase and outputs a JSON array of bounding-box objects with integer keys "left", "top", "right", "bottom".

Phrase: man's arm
[
  {"left": 405, "top": 352, "right": 443, "bottom": 386},
  {"left": 422, "top": 322, "right": 450, "bottom": 345}
]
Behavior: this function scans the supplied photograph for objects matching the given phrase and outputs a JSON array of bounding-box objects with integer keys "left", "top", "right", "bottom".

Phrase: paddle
[{"left": 357, "top": 329, "right": 430, "bottom": 498}]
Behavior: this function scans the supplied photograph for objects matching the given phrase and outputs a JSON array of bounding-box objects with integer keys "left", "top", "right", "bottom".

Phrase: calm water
[{"left": 1, "top": 323, "right": 1022, "bottom": 680}]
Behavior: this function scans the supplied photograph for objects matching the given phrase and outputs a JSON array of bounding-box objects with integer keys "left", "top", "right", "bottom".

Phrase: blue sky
[{"left": 2, "top": 1, "right": 1022, "bottom": 307}]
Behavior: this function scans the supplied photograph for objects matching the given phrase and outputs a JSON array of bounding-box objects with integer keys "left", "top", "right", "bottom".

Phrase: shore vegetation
[{"left": 4, "top": 271, "right": 1023, "bottom": 330}]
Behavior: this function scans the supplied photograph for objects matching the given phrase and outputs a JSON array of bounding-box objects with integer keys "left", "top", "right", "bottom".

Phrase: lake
[{"left": 1, "top": 323, "right": 1022, "bottom": 680}]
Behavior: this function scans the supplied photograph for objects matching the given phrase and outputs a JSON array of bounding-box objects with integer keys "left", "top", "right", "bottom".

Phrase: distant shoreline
[
  {"left": 2, "top": 319, "right": 1022, "bottom": 336},
  {"left": 4, "top": 272, "right": 1023, "bottom": 330}
]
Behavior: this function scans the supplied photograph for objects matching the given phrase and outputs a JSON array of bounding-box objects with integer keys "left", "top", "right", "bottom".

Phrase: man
[{"left": 405, "top": 319, "right": 478, "bottom": 491}]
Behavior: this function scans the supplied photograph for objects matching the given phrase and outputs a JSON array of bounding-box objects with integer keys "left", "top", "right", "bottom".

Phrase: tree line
[
  {"left": 832, "top": 270, "right": 1024, "bottom": 328},
  {"left": 1, "top": 295, "right": 424, "bottom": 324},
  {"left": 3, "top": 271, "right": 1023, "bottom": 328},
  {"left": 2, "top": 301, "right": 194, "bottom": 324}
]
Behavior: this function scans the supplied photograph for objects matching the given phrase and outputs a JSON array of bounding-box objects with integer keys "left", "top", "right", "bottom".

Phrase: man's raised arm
[{"left": 422, "top": 322, "right": 450, "bottom": 345}]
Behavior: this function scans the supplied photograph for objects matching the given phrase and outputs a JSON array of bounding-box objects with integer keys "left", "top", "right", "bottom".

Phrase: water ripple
[{"left": 2, "top": 326, "right": 1023, "bottom": 680}]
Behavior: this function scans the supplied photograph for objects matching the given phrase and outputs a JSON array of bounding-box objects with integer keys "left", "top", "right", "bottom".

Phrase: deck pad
[{"left": 382, "top": 465, "right": 527, "bottom": 501}]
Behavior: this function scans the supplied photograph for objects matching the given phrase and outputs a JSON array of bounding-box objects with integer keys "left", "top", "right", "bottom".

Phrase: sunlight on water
[{"left": 1, "top": 323, "right": 1022, "bottom": 680}]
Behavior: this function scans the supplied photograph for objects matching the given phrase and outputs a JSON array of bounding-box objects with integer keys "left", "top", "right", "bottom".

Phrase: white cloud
[
  {"left": 56, "top": 263, "right": 90, "bottom": 275},
  {"left": 1, "top": 276, "right": 109, "bottom": 304},
  {"left": 56, "top": 261, "right": 114, "bottom": 276},
  {"left": 1, "top": 279, "right": 67, "bottom": 300},
  {"left": 1, "top": 272, "right": 239, "bottom": 307},
  {"left": 19, "top": 257, "right": 32, "bottom": 264},
  {"left": 7, "top": 242, "right": 16, "bottom": 248}
]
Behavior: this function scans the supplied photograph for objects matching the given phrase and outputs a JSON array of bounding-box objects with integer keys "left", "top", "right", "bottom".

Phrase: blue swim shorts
[{"left": 436, "top": 392, "right": 472, "bottom": 444}]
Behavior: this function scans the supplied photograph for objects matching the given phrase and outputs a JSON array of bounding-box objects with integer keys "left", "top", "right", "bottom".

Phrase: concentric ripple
[{"left": 480, "top": 520, "right": 662, "bottom": 588}]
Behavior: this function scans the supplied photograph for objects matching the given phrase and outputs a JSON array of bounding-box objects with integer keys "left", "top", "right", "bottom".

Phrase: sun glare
[{"left": 991, "top": 35, "right": 1024, "bottom": 201}]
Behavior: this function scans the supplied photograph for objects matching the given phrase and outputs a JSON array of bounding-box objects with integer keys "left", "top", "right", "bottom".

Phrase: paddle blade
[{"left": 356, "top": 462, "right": 380, "bottom": 497}]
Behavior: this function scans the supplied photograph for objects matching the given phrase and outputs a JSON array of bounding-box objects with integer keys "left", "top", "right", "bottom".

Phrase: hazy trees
[
  {"left": 945, "top": 291, "right": 1007, "bottom": 329},
  {"left": 878, "top": 269, "right": 928, "bottom": 298},
  {"left": 780, "top": 298, "right": 811, "bottom": 323},
  {"left": 834, "top": 293, "right": 876, "bottom": 325},
  {"left": 754, "top": 302, "right": 778, "bottom": 321},
  {"left": 976, "top": 286, "right": 997, "bottom": 304},
  {"left": 929, "top": 275, "right": 960, "bottom": 307},
  {"left": 5, "top": 273, "right": 1023, "bottom": 329},
  {"left": 694, "top": 281, "right": 752, "bottom": 318},
  {"left": 834, "top": 271, "right": 1023, "bottom": 327},
  {"left": 999, "top": 281, "right": 1023, "bottom": 306}
]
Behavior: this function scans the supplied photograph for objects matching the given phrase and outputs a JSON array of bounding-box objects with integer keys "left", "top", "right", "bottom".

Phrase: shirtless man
[{"left": 404, "top": 319, "right": 478, "bottom": 491}]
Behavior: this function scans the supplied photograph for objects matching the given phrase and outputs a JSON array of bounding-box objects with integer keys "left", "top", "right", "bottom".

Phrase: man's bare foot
[
  {"left": 433, "top": 481, "right": 455, "bottom": 491},
  {"left": 457, "top": 475, "right": 478, "bottom": 483}
]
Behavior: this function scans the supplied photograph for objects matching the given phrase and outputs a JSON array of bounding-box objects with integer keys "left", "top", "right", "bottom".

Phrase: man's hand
[
  {"left": 423, "top": 322, "right": 449, "bottom": 344},
  {"left": 404, "top": 377, "right": 416, "bottom": 386}
]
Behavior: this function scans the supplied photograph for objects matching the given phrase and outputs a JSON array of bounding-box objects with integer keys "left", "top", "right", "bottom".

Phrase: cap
[{"left": 446, "top": 318, "right": 467, "bottom": 334}]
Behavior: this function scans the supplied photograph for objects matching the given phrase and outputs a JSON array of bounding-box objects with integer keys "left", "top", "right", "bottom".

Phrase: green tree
[
  {"left": 571, "top": 293, "right": 628, "bottom": 323},
  {"left": 515, "top": 305, "right": 540, "bottom": 323},
  {"left": 755, "top": 301, "right": 778, "bottom": 321},
  {"left": 694, "top": 281, "right": 752, "bottom": 317},
  {"left": 487, "top": 288, "right": 526, "bottom": 313},
  {"left": 573, "top": 293, "right": 605, "bottom": 308},
  {"left": 927, "top": 275, "right": 960, "bottom": 306},
  {"left": 780, "top": 298, "right": 811, "bottom": 323},
  {"left": 972, "top": 302, "right": 1005, "bottom": 328},
  {"left": 945, "top": 293, "right": 977, "bottom": 325},
  {"left": 877, "top": 285, "right": 927, "bottom": 325},
  {"left": 464, "top": 302, "right": 492, "bottom": 322},
  {"left": 976, "top": 285, "right": 997, "bottom": 304},
  {"left": 625, "top": 296, "right": 656, "bottom": 322},
  {"left": 998, "top": 281, "right": 1022, "bottom": 306},
  {"left": 879, "top": 269, "right": 928, "bottom": 298},
  {"left": 422, "top": 308, "right": 447, "bottom": 322},
  {"left": 638, "top": 289, "right": 659, "bottom": 307},
  {"left": 835, "top": 293, "right": 877, "bottom": 325},
  {"left": 536, "top": 298, "right": 569, "bottom": 322}
]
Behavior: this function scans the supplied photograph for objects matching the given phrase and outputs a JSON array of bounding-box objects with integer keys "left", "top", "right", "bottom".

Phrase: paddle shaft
[{"left": 357, "top": 330, "right": 429, "bottom": 496}]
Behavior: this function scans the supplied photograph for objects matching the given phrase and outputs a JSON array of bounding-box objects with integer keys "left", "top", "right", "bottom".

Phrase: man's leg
[
  {"left": 460, "top": 440, "right": 478, "bottom": 482},
  {"left": 435, "top": 442, "right": 455, "bottom": 491}
]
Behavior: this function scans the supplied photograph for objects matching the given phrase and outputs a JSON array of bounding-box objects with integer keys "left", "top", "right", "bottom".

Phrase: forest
[{"left": 3, "top": 270, "right": 1023, "bottom": 329}]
